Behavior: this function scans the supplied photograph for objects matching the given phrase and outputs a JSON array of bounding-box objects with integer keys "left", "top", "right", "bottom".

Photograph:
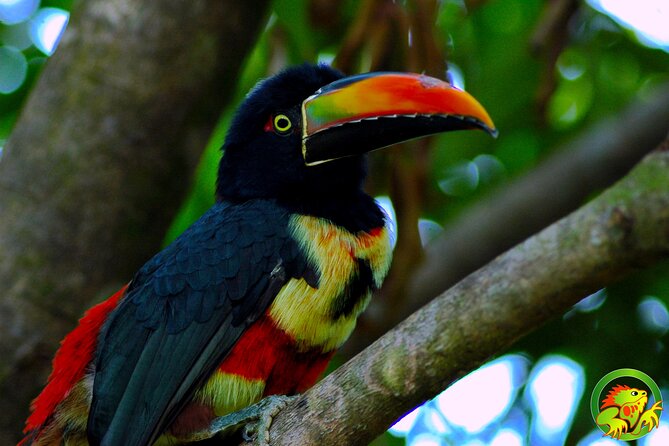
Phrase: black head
[
  {"left": 216, "top": 64, "right": 368, "bottom": 203},
  {"left": 216, "top": 64, "right": 498, "bottom": 229}
]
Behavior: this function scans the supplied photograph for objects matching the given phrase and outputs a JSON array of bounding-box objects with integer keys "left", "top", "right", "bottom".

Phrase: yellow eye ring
[{"left": 273, "top": 114, "right": 292, "bottom": 134}]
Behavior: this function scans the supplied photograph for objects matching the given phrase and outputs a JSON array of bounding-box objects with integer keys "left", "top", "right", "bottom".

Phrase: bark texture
[
  {"left": 0, "top": 0, "right": 270, "bottom": 442},
  {"left": 258, "top": 140, "right": 669, "bottom": 445}
]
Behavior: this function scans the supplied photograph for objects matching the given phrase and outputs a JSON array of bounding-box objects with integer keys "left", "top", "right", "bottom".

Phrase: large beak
[{"left": 302, "top": 72, "right": 497, "bottom": 165}]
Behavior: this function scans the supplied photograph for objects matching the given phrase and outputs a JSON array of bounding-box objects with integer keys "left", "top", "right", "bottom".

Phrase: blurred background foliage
[{"left": 2, "top": 0, "right": 669, "bottom": 445}]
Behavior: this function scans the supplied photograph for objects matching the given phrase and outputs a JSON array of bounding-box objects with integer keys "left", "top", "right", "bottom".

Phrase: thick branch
[
  {"left": 0, "top": 0, "right": 270, "bottom": 442},
  {"left": 261, "top": 142, "right": 669, "bottom": 445}
]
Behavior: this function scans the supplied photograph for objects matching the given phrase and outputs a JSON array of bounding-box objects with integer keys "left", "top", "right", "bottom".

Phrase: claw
[
  {"left": 181, "top": 394, "right": 299, "bottom": 444},
  {"left": 243, "top": 395, "right": 299, "bottom": 446}
]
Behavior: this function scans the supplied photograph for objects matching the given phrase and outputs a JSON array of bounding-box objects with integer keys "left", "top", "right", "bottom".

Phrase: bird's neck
[{"left": 277, "top": 190, "right": 386, "bottom": 234}]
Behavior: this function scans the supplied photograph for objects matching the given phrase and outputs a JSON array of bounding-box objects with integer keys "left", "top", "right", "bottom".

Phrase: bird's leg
[
  {"left": 241, "top": 395, "right": 298, "bottom": 445},
  {"left": 183, "top": 394, "right": 299, "bottom": 445}
]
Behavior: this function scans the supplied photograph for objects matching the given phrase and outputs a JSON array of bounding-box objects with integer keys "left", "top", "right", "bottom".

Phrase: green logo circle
[{"left": 590, "top": 368, "right": 663, "bottom": 440}]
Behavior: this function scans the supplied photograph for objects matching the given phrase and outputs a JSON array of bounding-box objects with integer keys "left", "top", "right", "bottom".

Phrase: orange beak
[{"left": 301, "top": 72, "right": 497, "bottom": 165}]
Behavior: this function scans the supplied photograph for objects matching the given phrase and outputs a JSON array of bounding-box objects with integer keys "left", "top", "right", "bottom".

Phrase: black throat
[
  {"left": 277, "top": 190, "right": 386, "bottom": 234},
  {"left": 217, "top": 147, "right": 386, "bottom": 234}
]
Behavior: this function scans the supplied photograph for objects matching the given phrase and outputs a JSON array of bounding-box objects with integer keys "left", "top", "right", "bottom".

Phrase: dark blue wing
[{"left": 87, "top": 200, "right": 314, "bottom": 446}]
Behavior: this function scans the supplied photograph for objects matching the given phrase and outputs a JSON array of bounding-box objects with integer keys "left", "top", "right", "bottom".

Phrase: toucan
[{"left": 19, "top": 63, "right": 496, "bottom": 446}]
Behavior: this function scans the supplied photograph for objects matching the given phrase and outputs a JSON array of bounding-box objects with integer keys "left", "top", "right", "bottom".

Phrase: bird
[{"left": 19, "top": 63, "right": 496, "bottom": 446}]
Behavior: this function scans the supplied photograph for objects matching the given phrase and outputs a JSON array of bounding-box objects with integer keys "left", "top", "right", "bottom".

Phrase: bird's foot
[
  {"left": 183, "top": 394, "right": 298, "bottom": 444},
  {"left": 242, "top": 395, "right": 298, "bottom": 446}
]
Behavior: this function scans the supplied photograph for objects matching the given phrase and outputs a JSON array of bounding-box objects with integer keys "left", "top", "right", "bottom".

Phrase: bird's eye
[{"left": 273, "top": 114, "right": 293, "bottom": 135}]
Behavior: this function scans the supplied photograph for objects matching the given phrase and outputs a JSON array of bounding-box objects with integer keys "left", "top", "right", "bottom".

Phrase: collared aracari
[{"left": 19, "top": 63, "right": 496, "bottom": 446}]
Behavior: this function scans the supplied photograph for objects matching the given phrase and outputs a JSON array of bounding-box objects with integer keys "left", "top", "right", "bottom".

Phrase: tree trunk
[{"left": 0, "top": 0, "right": 270, "bottom": 442}]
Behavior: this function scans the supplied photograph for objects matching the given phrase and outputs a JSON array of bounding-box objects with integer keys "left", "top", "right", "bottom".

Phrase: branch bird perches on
[{"left": 253, "top": 138, "right": 669, "bottom": 446}]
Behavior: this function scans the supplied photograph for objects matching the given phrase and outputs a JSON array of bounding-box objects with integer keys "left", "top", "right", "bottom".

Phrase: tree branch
[
  {"left": 0, "top": 0, "right": 270, "bottom": 442},
  {"left": 258, "top": 139, "right": 669, "bottom": 445}
]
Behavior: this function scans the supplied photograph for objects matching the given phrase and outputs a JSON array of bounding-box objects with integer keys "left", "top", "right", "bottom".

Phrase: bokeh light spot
[
  {"left": 426, "top": 406, "right": 449, "bottom": 435},
  {"left": 409, "top": 433, "right": 443, "bottom": 446},
  {"left": 437, "top": 154, "right": 504, "bottom": 197},
  {"left": 565, "top": 289, "right": 607, "bottom": 319},
  {"left": 472, "top": 154, "right": 505, "bottom": 185},
  {"left": 446, "top": 62, "right": 465, "bottom": 90},
  {"left": 0, "top": 0, "right": 38, "bottom": 25},
  {"left": 30, "top": 7, "right": 69, "bottom": 55},
  {"left": 588, "top": 0, "right": 669, "bottom": 51},
  {"left": 525, "top": 355, "right": 584, "bottom": 444},
  {"left": 438, "top": 161, "right": 478, "bottom": 196},
  {"left": 317, "top": 51, "right": 335, "bottom": 65},
  {"left": 374, "top": 196, "right": 397, "bottom": 249},
  {"left": 0, "top": 45, "right": 27, "bottom": 94},
  {"left": 436, "top": 355, "right": 528, "bottom": 434},
  {"left": 557, "top": 49, "right": 587, "bottom": 81},
  {"left": 490, "top": 428, "right": 523, "bottom": 446},
  {"left": 1, "top": 21, "right": 33, "bottom": 50},
  {"left": 418, "top": 219, "right": 443, "bottom": 247},
  {"left": 389, "top": 406, "right": 421, "bottom": 436},
  {"left": 637, "top": 296, "right": 669, "bottom": 335},
  {"left": 548, "top": 77, "right": 594, "bottom": 129}
]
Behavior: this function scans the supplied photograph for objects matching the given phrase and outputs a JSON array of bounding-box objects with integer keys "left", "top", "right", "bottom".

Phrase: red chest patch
[{"left": 218, "top": 314, "right": 334, "bottom": 395}]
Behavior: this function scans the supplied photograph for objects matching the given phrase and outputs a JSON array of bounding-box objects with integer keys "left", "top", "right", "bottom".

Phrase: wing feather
[{"left": 87, "top": 200, "right": 314, "bottom": 446}]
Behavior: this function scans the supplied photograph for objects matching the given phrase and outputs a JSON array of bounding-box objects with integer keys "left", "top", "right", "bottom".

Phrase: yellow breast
[{"left": 268, "top": 214, "right": 392, "bottom": 352}]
